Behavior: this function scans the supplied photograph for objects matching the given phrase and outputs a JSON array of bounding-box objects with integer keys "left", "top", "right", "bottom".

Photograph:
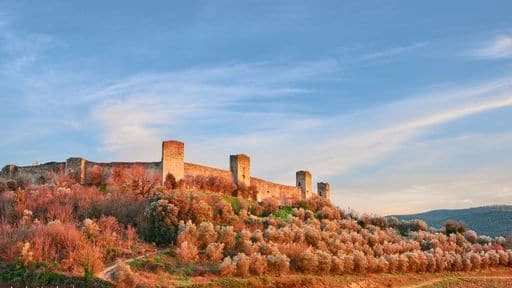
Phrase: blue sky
[{"left": 1, "top": 1, "right": 512, "bottom": 215}]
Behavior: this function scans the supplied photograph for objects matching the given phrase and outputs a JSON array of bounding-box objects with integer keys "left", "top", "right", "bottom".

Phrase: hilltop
[
  {"left": 393, "top": 205, "right": 512, "bottom": 238},
  {"left": 1, "top": 173, "right": 512, "bottom": 287}
]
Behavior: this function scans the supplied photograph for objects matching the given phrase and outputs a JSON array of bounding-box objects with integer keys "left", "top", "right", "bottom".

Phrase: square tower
[
  {"left": 162, "top": 140, "right": 185, "bottom": 183},
  {"left": 317, "top": 182, "right": 330, "bottom": 200},
  {"left": 296, "top": 170, "right": 312, "bottom": 200},
  {"left": 230, "top": 154, "right": 251, "bottom": 187},
  {"left": 65, "top": 157, "right": 86, "bottom": 184},
  {"left": 0, "top": 164, "right": 18, "bottom": 179}
]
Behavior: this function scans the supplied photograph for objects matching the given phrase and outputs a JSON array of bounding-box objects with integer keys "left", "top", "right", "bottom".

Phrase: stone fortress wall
[
  {"left": 183, "top": 163, "right": 233, "bottom": 180},
  {"left": 84, "top": 160, "right": 162, "bottom": 184},
  {"left": 1, "top": 139, "right": 330, "bottom": 203},
  {"left": 250, "top": 177, "right": 302, "bottom": 203},
  {"left": 0, "top": 162, "right": 65, "bottom": 185}
]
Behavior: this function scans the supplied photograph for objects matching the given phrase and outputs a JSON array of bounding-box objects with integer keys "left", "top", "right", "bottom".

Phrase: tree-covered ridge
[{"left": 393, "top": 205, "right": 512, "bottom": 238}]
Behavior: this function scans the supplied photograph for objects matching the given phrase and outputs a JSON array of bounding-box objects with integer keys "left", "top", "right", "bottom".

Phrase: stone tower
[
  {"left": 0, "top": 164, "right": 19, "bottom": 179},
  {"left": 230, "top": 154, "right": 251, "bottom": 187},
  {"left": 296, "top": 170, "right": 312, "bottom": 199},
  {"left": 162, "top": 140, "right": 185, "bottom": 183},
  {"left": 317, "top": 182, "right": 330, "bottom": 200},
  {"left": 65, "top": 157, "right": 86, "bottom": 184}
]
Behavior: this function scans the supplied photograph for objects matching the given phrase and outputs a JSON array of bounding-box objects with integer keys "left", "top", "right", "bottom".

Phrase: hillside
[
  {"left": 393, "top": 205, "right": 512, "bottom": 238},
  {"left": 2, "top": 175, "right": 512, "bottom": 287}
]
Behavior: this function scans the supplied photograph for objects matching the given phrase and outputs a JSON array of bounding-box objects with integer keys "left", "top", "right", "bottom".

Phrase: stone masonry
[
  {"left": 317, "top": 182, "right": 330, "bottom": 199},
  {"left": 296, "top": 170, "right": 312, "bottom": 200},
  {"left": 1, "top": 139, "right": 330, "bottom": 202},
  {"left": 162, "top": 140, "right": 185, "bottom": 181},
  {"left": 230, "top": 154, "right": 251, "bottom": 187}
]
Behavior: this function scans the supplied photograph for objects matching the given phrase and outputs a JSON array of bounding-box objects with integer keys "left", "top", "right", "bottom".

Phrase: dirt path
[
  {"left": 96, "top": 248, "right": 170, "bottom": 282},
  {"left": 400, "top": 277, "right": 445, "bottom": 288},
  {"left": 401, "top": 275, "right": 512, "bottom": 288}
]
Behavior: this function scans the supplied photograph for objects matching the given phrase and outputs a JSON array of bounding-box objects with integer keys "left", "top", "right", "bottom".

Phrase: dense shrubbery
[
  {"left": 142, "top": 189, "right": 238, "bottom": 246},
  {"left": 1, "top": 172, "right": 512, "bottom": 286},
  {"left": 140, "top": 188, "right": 512, "bottom": 276},
  {"left": 0, "top": 173, "right": 152, "bottom": 285}
]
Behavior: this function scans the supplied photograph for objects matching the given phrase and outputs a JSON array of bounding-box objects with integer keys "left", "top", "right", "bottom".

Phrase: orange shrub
[
  {"left": 197, "top": 222, "right": 216, "bottom": 250},
  {"left": 213, "top": 199, "right": 236, "bottom": 224},
  {"left": 204, "top": 242, "right": 225, "bottom": 265},
  {"left": 87, "top": 165, "right": 104, "bottom": 186},
  {"left": 260, "top": 198, "right": 279, "bottom": 215},
  {"left": 175, "top": 241, "right": 199, "bottom": 264},
  {"left": 76, "top": 244, "right": 105, "bottom": 275},
  {"left": 216, "top": 226, "right": 236, "bottom": 249},
  {"left": 266, "top": 253, "right": 289, "bottom": 275},
  {"left": 233, "top": 253, "right": 250, "bottom": 276},
  {"left": 219, "top": 256, "right": 236, "bottom": 276},
  {"left": 177, "top": 221, "right": 198, "bottom": 246},
  {"left": 111, "top": 259, "right": 137, "bottom": 288},
  {"left": 0, "top": 219, "right": 19, "bottom": 262},
  {"left": 292, "top": 247, "right": 318, "bottom": 273},
  {"left": 30, "top": 222, "right": 87, "bottom": 270},
  {"left": 249, "top": 252, "right": 267, "bottom": 275}
]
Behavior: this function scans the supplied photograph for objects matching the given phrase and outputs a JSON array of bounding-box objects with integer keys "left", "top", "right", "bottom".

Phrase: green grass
[
  {"left": 37, "top": 271, "right": 65, "bottom": 284},
  {"left": 223, "top": 196, "right": 242, "bottom": 214},
  {"left": 214, "top": 278, "right": 250, "bottom": 287},
  {"left": 128, "top": 259, "right": 145, "bottom": 268},
  {"left": 0, "top": 260, "right": 111, "bottom": 287},
  {"left": 274, "top": 206, "right": 293, "bottom": 220}
]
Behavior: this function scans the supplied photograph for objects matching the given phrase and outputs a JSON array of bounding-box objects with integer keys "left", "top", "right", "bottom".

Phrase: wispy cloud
[
  {"left": 87, "top": 61, "right": 335, "bottom": 161},
  {"left": 360, "top": 42, "right": 428, "bottom": 61},
  {"left": 334, "top": 132, "right": 512, "bottom": 215},
  {"left": 215, "top": 78, "right": 512, "bottom": 198},
  {"left": 470, "top": 34, "right": 512, "bottom": 59},
  {"left": 0, "top": 19, "right": 54, "bottom": 75},
  {"left": 84, "top": 63, "right": 512, "bottom": 188},
  {"left": 2, "top": 1, "right": 512, "bottom": 217}
]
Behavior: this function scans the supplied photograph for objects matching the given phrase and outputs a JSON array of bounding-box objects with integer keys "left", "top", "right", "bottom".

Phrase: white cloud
[
  {"left": 361, "top": 42, "right": 428, "bottom": 61},
  {"left": 300, "top": 85, "right": 512, "bottom": 179},
  {"left": 0, "top": 21, "right": 54, "bottom": 75},
  {"left": 471, "top": 34, "right": 512, "bottom": 59},
  {"left": 84, "top": 69, "right": 512, "bottom": 214},
  {"left": 86, "top": 65, "right": 512, "bottom": 194},
  {"left": 87, "top": 62, "right": 333, "bottom": 161},
  {"left": 2, "top": 10, "right": 511, "bottom": 214},
  {"left": 331, "top": 130, "right": 512, "bottom": 215}
]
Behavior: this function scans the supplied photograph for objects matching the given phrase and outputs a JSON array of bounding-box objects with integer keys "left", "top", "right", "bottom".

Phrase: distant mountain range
[{"left": 391, "top": 205, "right": 512, "bottom": 238}]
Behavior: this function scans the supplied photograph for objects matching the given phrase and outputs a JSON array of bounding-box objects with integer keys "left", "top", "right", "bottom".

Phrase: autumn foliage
[
  {"left": 143, "top": 189, "right": 512, "bottom": 276},
  {"left": 1, "top": 173, "right": 512, "bottom": 286}
]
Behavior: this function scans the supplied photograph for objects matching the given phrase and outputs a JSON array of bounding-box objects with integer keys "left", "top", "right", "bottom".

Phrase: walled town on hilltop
[{"left": 0, "top": 140, "right": 330, "bottom": 204}]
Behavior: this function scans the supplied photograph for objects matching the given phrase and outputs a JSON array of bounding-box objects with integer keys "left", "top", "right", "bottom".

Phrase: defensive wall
[
  {"left": 1, "top": 139, "right": 330, "bottom": 202},
  {"left": 0, "top": 162, "right": 65, "bottom": 185},
  {"left": 250, "top": 177, "right": 301, "bottom": 203},
  {"left": 84, "top": 160, "right": 162, "bottom": 185},
  {"left": 183, "top": 163, "right": 233, "bottom": 180}
]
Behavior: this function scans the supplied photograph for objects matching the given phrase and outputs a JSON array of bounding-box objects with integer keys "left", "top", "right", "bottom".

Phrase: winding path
[{"left": 96, "top": 248, "right": 170, "bottom": 282}]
